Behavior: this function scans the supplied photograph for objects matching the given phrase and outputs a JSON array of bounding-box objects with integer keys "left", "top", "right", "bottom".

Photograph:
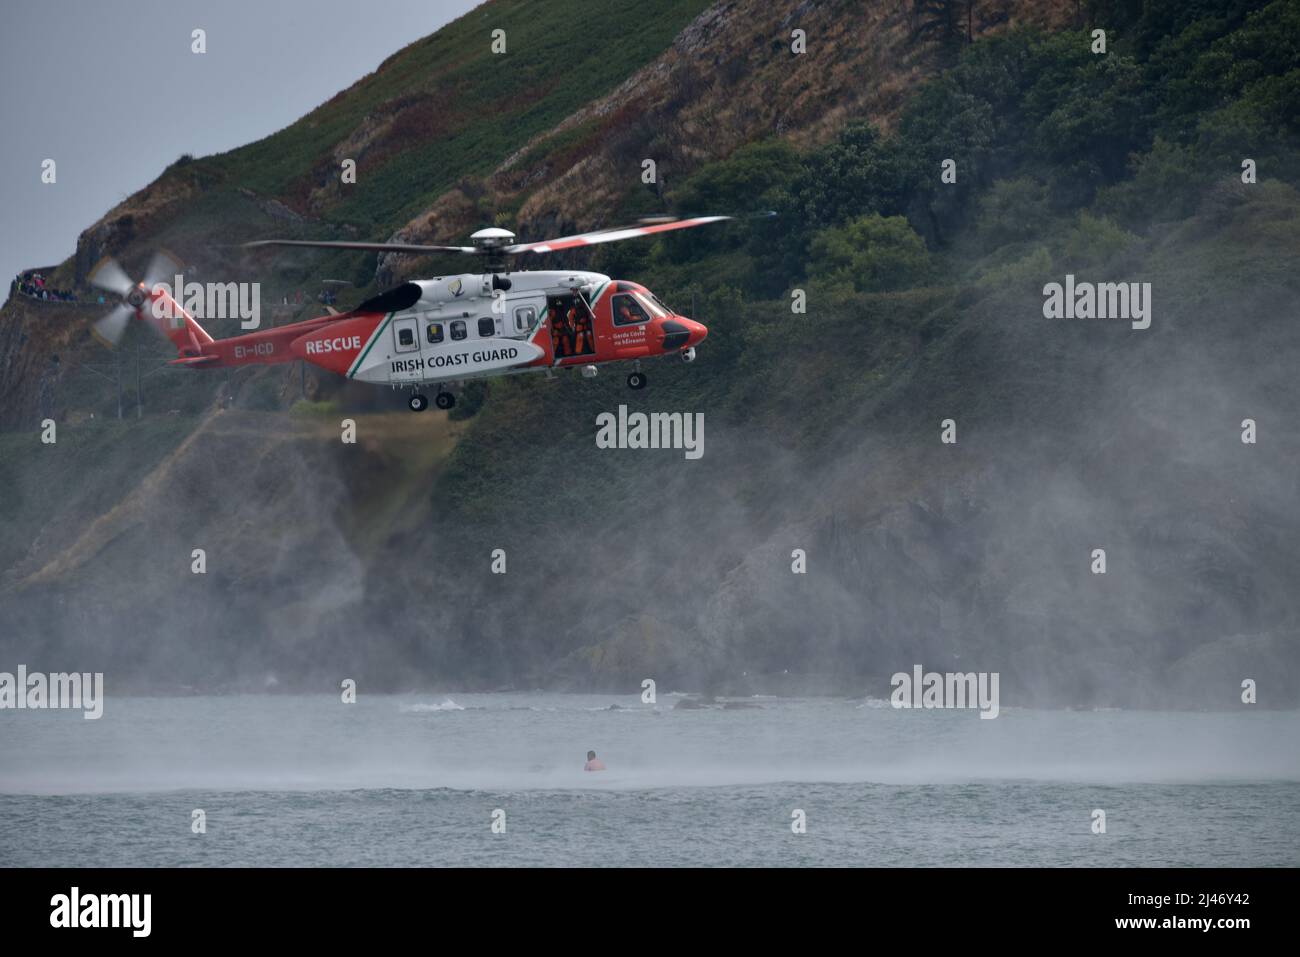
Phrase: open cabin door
[{"left": 546, "top": 291, "right": 597, "bottom": 364}]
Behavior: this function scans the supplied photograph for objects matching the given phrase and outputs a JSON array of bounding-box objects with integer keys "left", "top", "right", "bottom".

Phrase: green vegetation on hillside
[
  {"left": 638, "top": 1, "right": 1300, "bottom": 301},
  {"left": 207, "top": 0, "right": 713, "bottom": 232}
]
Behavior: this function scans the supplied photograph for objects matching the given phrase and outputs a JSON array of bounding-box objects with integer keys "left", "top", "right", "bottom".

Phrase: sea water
[{"left": 1, "top": 694, "right": 1296, "bottom": 867}]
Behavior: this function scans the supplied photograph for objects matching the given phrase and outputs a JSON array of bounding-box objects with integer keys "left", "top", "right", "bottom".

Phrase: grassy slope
[
  {"left": 0, "top": 416, "right": 199, "bottom": 577},
  {"left": 0, "top": 408, "right": 469, "bottom": 590},
  {"left": 206, "top": 0, "right": 712, "bottom": 232}
]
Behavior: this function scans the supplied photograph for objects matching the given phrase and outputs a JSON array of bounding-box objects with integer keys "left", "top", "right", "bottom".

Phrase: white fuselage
[{"left": 349, "top": 270, "right": 609, "bottom": 386}]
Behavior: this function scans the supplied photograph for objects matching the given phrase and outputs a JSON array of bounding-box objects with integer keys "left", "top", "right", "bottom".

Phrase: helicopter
[{"left": 86, "top": 215, "right": 735, "bottom": 411}]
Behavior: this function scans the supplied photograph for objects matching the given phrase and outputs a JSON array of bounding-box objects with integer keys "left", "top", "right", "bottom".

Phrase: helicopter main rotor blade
[
  {"left": 243, "top": 213, "right": 771, "bottom": 264},
  {"left": 243, "top": 239, "right": 476, "bottom": 255},
  {"left": 505, "top": 215, "right": 734, "bottom": 255}
]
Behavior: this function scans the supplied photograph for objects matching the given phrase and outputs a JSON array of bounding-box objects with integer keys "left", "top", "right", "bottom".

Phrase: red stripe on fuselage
[{"left": 290, "top": 313, "right": 386, "bottom": 376}]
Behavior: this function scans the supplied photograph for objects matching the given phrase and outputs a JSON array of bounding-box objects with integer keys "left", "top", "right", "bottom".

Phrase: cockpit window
[
  {"left": 612, "top": 293, "right": 651, "bottom": 326},
  {"left": 634, "top": 292, "right": 668, "bottom": 319}
]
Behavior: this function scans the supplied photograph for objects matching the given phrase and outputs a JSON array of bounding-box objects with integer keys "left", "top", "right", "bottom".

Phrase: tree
[
  {"left": 912, "top": 0, "right": 973, "bottom": 65},
  {"left": 807, "top": 215, "right": 933, "bottom": 294}
]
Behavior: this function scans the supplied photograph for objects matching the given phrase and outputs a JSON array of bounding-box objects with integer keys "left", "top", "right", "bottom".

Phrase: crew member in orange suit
[
  {"left": 548, "top": 305, "right": 569, "bottom": 358},
  {"left": 570, "top": 305, "right": 593, "bottom": 355}
]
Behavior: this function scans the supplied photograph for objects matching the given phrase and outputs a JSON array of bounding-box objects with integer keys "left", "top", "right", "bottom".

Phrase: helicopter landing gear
[
  {"left": 627, "top": 371, "right": 647, "bottom": 390},
  {"left": 435, "top": 391, "right": 456, "bottom": 410},
  {"left": 408, "top": 393, "right": 429, "bottom": 412}
]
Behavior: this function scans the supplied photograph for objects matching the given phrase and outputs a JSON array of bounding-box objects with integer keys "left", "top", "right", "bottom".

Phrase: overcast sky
[{"left": 0, "top": 0, "right": 480, "bottom": 285}]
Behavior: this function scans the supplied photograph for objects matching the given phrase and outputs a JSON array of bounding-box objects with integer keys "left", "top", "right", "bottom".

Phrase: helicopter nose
[
  {"left": 684, "top": 318, "right": 708, "bottom": 346},
  {"left": 659, "top": 317, "right": 708, "bottom": 352}
]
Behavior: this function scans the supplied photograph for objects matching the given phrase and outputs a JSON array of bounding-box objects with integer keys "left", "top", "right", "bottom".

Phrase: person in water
[{"left": 584, "top": 750, "right": 606, "bottom": 771}]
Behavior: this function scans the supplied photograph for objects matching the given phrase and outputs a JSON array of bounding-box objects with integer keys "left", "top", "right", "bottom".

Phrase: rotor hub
[
  {"left": 469, "top": 227, "right": 516, "bottom": 248},
  {"left": 470, "top": 228, "right": 516, "bottom": 272}
]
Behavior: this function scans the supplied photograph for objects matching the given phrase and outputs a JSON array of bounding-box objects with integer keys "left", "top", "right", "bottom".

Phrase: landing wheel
[
  {"left": 627, "top": 372, "right": 647, "bottom": 390},
  {"left": 435, "top": 392, "right": 456, "bottom": 410},
  {"left": 408, "top": 393, "right": 429, "bottom": 412}
]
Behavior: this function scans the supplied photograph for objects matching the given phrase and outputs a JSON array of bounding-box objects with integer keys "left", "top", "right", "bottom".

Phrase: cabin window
[
  {"left": 514, "top": 305, "right": 537, "bottom": 333},
  {"left": 612, "top": 293, "right": 650, "bottom": 326},
  {"left": 426, "top": 322, "right": 444, "bottom": 345},
  {"left": 450, "top": 320, "right": 467, "bottom": 341},
  {"left": 393, "top": 317, "right": 419, "bottom": 352},
  {"left": 477, "top": 317, "right": 496, "bottom": 337}
]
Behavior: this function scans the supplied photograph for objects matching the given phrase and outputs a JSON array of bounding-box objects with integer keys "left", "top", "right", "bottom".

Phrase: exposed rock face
[
  {"left": 364, "top": 0, "right": 1076, "bottom": 265},
  {"left": 237, "top": 188, "right": 311, "bottom": 225},
  {"left": 0, "top": 299, "right": 86, "bottom": 430},
  {"left": 377, "top": 188, "right": 482, "bottom": 287},
  {"left": 486, "top": 0, "right": 1074, "bottom": 240},
  {"left": 72, "top": 170, "right": 202, "bottom": 284}
]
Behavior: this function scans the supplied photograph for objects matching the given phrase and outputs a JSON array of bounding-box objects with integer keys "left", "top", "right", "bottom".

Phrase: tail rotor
[
  {"left": 91, "top": 302, "right": 135, "bottom": 347},
  {"left": 88, "top": 257, "right": 134, "bottom": 299},
  {"left": 85, "top": 251, "right": 180, "bottom": 347}
]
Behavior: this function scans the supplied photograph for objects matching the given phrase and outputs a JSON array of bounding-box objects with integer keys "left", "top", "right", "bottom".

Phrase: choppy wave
[{"left": 399, "top": 698, "right": 465, "bottom": 713}]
